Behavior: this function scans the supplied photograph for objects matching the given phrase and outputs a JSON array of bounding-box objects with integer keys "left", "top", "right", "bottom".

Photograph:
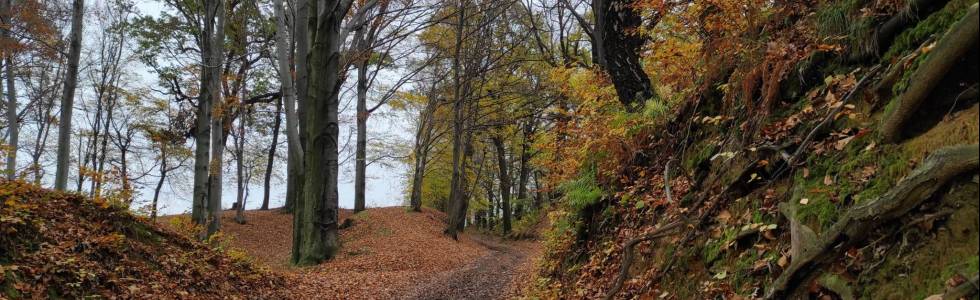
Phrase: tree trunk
[
  {"left": 409, "top": 85, "right": 439, "bottom": 212},
  {"left": 4, "top": 57, "right": 17, "bottom": 180},
  {"left": 262, "top": 97, "right": 282, "bottom": 210},
  {"left": 289, "top": 0, "right": 311, "bottom": 263},
  {"left": 292, "top": 0, "right": 350, "bottom": 266},
  {"left": 235, "top": 109, "right": 246, "bottom": 224},
  {"left": 275, "top": 0, "right": 301, "bottom": 213},
  {"left": 54, "top": 0, "right": 84, "bottom": 191},
  {"left": 491, "top": 136, "right": 512, "bottom": 234},
  {"left": 92, "top": 97, "right": 114, "bottom": 198},
  {"left": 445, "top": 0, "right": 469, "bottom": 239},
  {"left": 151, "top": 143, "right": 167, "bottom": 220},
  {"left": 591, "top": 0, "right": 655, "bottom": 111},
  {"left": 354, "top": 57, "right": 368, "bottom": 213},
  {"left": 204, "top": 0, "right": 226, "bottom": 237}
]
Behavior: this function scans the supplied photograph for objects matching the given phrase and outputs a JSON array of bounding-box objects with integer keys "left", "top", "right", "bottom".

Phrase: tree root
[
  {"left": 766, "top": 144, "right": 979, "bottom": 299},
  {"left": 604, "top": 160, "right": 683, "bottom": 300},
  {"left": 603, "top": 221, "right": 684, "bottom": 300},
  {"left": 881, "top": 4, "right": 979, "bottom": 143},
  {"left": 942, "top": 273, "right": 979, "bottom": 300},
  {"left": 773, "top": 64, "right": 882, "bottom": 180}
]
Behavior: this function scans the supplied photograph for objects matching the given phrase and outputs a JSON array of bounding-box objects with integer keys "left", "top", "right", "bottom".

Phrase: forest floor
[{"left": 160, "top": 207, "right": 541, "bottom": 299}]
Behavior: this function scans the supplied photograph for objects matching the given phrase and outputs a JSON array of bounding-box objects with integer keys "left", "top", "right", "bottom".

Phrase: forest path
[
  {"left": 399, "top": 235, "right": 542, "bottom": 300},
  {"left": 162, "top": 207, "right": 542, "bottom": 299}
]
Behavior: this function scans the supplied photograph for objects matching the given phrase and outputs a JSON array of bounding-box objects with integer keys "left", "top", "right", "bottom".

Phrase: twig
[{"left": 773, "top": 64, "right": 883, "bottom": 179}]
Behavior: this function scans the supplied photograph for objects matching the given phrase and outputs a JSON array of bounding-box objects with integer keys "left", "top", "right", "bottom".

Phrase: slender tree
[{"left": 54, "top": 0, "right": 85, "bottom": 191}]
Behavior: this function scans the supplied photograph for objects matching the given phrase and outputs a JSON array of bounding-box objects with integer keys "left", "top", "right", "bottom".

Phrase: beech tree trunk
[
  {"left": 354, "top": 57, "right": 368, "bottom": 212},
  {"left": 0, "top": 0, "right": 11, "bottom": 180},
  {"left": 276, "top": 0, "right": 301, "bottom": 213},
  {"left": 54, "top": 0, "right": 84, "bottom": 191},
  {"left": 234, "top": 107, "right": 246, "bottom": 224},
  {"left": 292, "top": 0, "right": 351, "bottom": 266}
]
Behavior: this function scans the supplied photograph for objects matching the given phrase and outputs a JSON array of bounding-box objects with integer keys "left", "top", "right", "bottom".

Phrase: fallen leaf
[
  {"left": 824, "top": 175, "right": 834, "bottom": 186},
  {"left": 777, "top": 255, "right": 789, "bottom": 268},
  {"left": 717, "top": 210, "right": 732, "bottom": 224},
  {"left": 713, "top": 271, "right": 728, "bottom": 280},
  {"left": 835, "top": 135, "right": 855, "bottom": 150},
  {"left": 800, "top": 198, "right": 810, "bottom": 205}
]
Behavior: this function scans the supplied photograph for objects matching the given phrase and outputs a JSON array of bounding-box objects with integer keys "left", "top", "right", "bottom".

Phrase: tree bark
[
  {"left": 292, "top": 0, "right": 351, "bottom": 266},
  {"left": 262, "top": 97, "right": 282, "bottom": 210},
  {"left": 354, "top": 57, "right": 368, "bottom": 212},
  {"left": 591, "top": 0, "right": 655, "bottom": 111},
  {"left": 235, "top": 107, "right": 246, "bottom": 224},
  {"left": 491, "top": 136, "right": 512, "bottom": 234},
  {"left": 201, "top": 0, "right": 226, "bottom": 237},
  {"left": 881, "top": 4, "right": 978, "bottom": 143},
  {"left": 151, "top": 142, "right": 167, "bottom": 220},
  {"left": 409, "top": 84, "right": 439, "bottom": 212},
  {"left": 4, "top": 57, "right": 17, "bottom": 180},
  {"left": 445, "top": 0, "right": 469, "bottom": 239},
  {"left": 54, "top": 0, "right": 84, "bottom": 191},
  {"left": 275, "top": 0, "right": 301, "bottom": 213},
  {"left": 289, "top": 0, "right": 311, "bottom": 263}
]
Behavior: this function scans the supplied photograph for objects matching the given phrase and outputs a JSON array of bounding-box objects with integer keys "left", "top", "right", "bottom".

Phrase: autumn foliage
[{"left": 0, "top": 180, "right": 285, "bottom": 298}]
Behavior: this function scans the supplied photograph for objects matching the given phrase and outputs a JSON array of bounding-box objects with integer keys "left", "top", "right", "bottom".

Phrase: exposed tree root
[
  {"left": 941, "top": 273, "right": 979, "bottom": 300},
  {"left": 602, "top": 220, "right": 684, "bottom": 300},
  {"left": 773, "top": 64, "right": 882, "bottom": 179},
  {"left": 766, "top": 144, "right": 979, "bottom": 299},
  {"left": 604, "top": 160, "right": 683, "bottom": 300},
  {"left": 881, "top": 4, "right": 979, "bottom": 143}
]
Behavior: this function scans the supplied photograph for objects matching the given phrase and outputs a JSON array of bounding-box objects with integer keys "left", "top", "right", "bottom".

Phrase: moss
[
  {"left": 903, "top": 104, "right": 980, "bottom": 158},
  {"left": 860, "top": 181, "right": 979, "bottom": 298},
  {"left": 795, "top": 136, "right": 912, "bottom": 232},
  {"left": 684, "top": 140, "right": 717, "bottom": 172},
  {"left": 883, "top": 0, "right": 980, "bottom": 61}
]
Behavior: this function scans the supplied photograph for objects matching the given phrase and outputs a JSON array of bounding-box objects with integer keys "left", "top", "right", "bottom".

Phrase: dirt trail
[
  {"left": 400, "top": 236, "right": 541, "bottom": 300},
  {"left": 161, "top": 208, "right": 542, "bottom": 299}
]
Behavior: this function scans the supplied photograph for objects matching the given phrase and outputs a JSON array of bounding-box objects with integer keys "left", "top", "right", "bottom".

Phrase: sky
[{"left": 22, "top": 0, "right": 416, "bottom": 216}]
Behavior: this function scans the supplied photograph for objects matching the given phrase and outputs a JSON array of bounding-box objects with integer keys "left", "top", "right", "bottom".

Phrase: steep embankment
[
  {"left": 529, "top": 1, "right": 979, "bottom": 299},
  {"left": 170, "top": 207, "right": 541, "bottom": 299},
  {"left": 0, "top": 180, "right": 285, "bottom": 299}
]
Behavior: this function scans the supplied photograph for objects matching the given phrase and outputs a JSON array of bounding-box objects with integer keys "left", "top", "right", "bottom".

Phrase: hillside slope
[
  {"left": 0, "top": 180, "right": 285, "bottom": 299},
  {"left": 527, "top": 1, "right": 980, "bottom": 299}
]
